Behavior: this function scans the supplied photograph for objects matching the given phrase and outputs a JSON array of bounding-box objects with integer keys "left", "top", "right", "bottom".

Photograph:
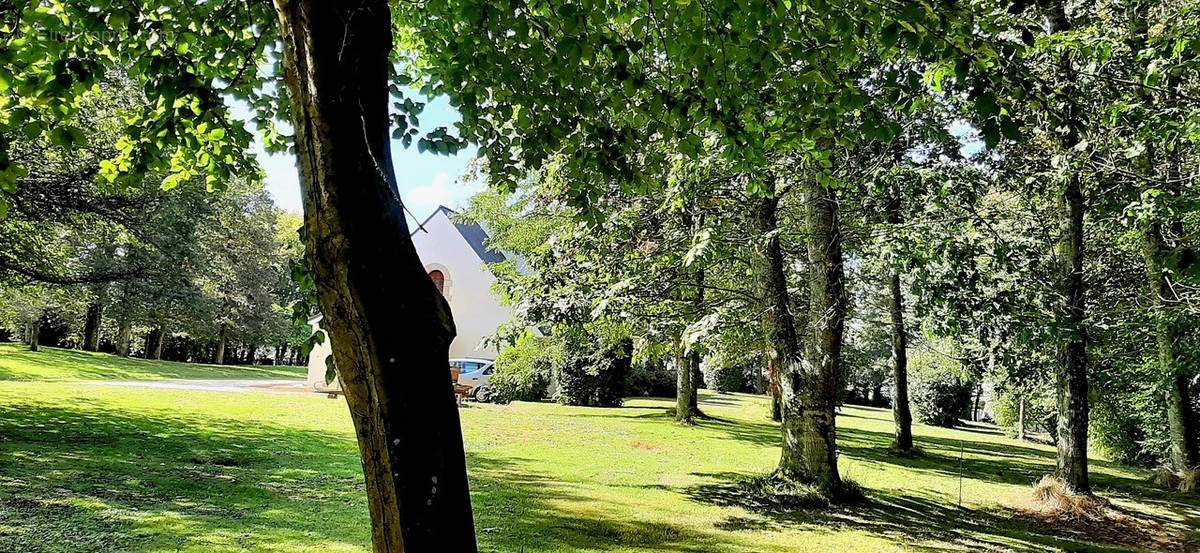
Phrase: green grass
[
  {"left": 0, "top": 349, "right": 1197, "bottom": 552},
  {"left": 0, "top": 343, "right": 306, "bottom": 381}
]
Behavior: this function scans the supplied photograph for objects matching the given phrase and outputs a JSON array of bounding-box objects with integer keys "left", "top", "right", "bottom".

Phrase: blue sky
[{"left": 237, "top": 95, "right": 480, "bottom": 225}]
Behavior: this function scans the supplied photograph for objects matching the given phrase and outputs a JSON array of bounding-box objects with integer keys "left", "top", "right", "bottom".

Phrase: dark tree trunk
[
  {"left": 1050, "top": 2, "right": 1090, "bottom": 495},
  {"left": 29, "top": 318, "right": 40, "bottom": 352},
  {"left": 83, "top": 298, "right": 104, "bottom": 352},
  {"left": 1144, "top": 222, "right": 1199, "bottom": 471},
  {"left": 887, "top": 195, "right": 913, "bottom": 452},
  {"left": 272, "top": 1, "right": 477, "bottom": 551},
  {"left": 752, "top": 188, "right": 842, "bottom": 490},
  {"left": 116, "top": 318, "right": 132, "bottom": 357},
  {"left": 889, "top": 271, "right": 913, "bottom": 452},
  {"left": 152, "top": 327, "right": 165, "bottom": 361},
  {"left": 1054, "top": 171, "right": 1090, "bottom": 494},
  {"left": 247, "top": 344, "right": 257, "bottom": 365}
]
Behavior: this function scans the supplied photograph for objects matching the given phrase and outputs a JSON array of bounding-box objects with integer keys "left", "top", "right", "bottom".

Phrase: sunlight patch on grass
[{"left": 0, "top": 343, "right": 306, "bottom": 381}]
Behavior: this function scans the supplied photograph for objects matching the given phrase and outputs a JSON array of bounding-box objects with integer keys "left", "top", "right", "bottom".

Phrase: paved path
[{"left": 87, "top": 378, "right": 312, "bottom": 395}]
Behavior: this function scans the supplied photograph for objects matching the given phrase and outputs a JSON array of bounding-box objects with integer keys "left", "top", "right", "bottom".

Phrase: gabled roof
[{"left": 413, "top": 206, "right": 507, "bottom": 264}]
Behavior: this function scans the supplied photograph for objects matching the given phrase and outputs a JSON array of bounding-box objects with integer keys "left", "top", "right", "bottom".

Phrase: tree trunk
[
  {"left": 889, "top": 271, "right": 913, "bottom": 452},
  {"left": 153, "top": 327, "right": 165, "bottom": 360},
  {"left": 1054, "top": 170, "right": 1090, "bottom": 494},
  {"left": 272, "top": 1, "right": 477, "bottom": 551},
  {"left": 247, "top": 344, "right": 257, "bottom": 365},
  {"left": 116, "top": 318, "right": 132, "bottom": 357},
  {"left": 675, "top": 347, "right": 697, "bottom": 424},
  {"left": 1017, "top": 394, "right": 1027, "bottom": 441},
  {"left": 29, "top": 318, "right": 40, "bottom": 352},
  {"left": 1049, "top": 2, "right": 1090, "bottom": 495},
  {"left": 215, "top": 326, "right": 226, "bottom": 365},
  {"left": 83, "top": 296, "right": 104, "bottom": 352},
  {"left": 1143, "top": 222, "right": 1199, "bottom": 471},
  {"left": 752, "top": 189, "right": 842, "bottom": 490}
]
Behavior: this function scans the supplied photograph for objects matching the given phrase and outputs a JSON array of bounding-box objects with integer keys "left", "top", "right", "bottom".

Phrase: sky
[{"left": 236, "top": 95, "right": 480, "bottom": 226}]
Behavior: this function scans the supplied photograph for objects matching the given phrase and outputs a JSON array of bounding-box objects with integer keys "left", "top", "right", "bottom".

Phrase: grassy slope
[
  {"left": 0, "top": 363, "right": 1196, "bottom": 552},
  {"left": 0, "top": 343, "right": 306, "bottom": 380}
]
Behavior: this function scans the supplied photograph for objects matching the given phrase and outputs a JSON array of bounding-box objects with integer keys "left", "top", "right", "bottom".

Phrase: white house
[{"left": 306, "top": 206, "right": 514, "bottom": 391}]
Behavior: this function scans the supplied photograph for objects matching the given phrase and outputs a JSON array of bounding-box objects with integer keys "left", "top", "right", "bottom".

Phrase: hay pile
[
  {"left": 1028, "top": 476, "right": 1110, "bottom": 519},
  {"left": 1151, "top": 468, "right": 1200, "bottom": 493}
]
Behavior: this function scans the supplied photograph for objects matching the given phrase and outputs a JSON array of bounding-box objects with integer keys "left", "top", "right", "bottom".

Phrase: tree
[{"left": 6, "top": 2, "right": 475, "bottom": 549}]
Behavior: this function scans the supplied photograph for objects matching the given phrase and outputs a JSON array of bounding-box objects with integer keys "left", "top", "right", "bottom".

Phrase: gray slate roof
[{"left": 414, "top": 206, "right": 506, "bottom": 264}]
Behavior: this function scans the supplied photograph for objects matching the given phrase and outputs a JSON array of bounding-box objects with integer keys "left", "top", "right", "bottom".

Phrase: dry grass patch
[{"left": 1008, "top": 476, "right": 1193, "bottom": 552}]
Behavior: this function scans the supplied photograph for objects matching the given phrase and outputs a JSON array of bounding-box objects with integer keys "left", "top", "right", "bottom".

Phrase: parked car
[{"left": 450, "top": 358, "right": 495, "bottom": 400}]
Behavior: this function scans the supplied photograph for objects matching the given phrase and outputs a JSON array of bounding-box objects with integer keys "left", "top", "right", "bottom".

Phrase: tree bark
[
  {"left": 752, "top": 188, "right": 842, "bottom": 490},
  {"left": 215, "top": 326, "right": 226, "bottom": 365},
  {"left": 1054, "top": 170, "right": 1090, "bottom": 494},
  {"left": 1143, "top": 222, "right": 1199, "bottom": 471},
  {"left": 1050, "top": 2, "right": 1090, "bottom": 495},
  {"left": 152, "top": 327, "right": 165, "bottom": 360},
  {"left": 887, "top": 194, "right": 913, "bottom": 452},
  {"left": 83, "top": 294, "right": 104, "bottom": 352},
  {"left": 675, "top": 347, "right": 697, "bottom": 424},
  {"left": 116, "top": 317, "right": 132, "bottom": 357},
  {"left": 29, "top": 318, "right": 40, "bottom": 352},
  {"left": 272, "top": 1, "right": 477, "bottom": 551},
  {"left": 889, "top": 271, "right": 913, "bottom": 452}
]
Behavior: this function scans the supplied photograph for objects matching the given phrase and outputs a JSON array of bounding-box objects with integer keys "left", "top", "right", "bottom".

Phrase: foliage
[
  {"left": 707, "top": 364, "right": 748, "bottom": 394},
  {"left": 909, "top": 343, "right": 973, "bottom": 428},
  {"left": 489, "top": 332, "right": 559, "bottom": 403},
  {"left": 554, "top": 331, "right": 633, "bottom": 407},
  {"left": 625, "top": 360, "right": 677, "bottom": 398}
]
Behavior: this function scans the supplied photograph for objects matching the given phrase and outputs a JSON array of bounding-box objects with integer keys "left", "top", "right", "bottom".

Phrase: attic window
[{"left": 429, "top": 270, "right": 445, "bottom": 295}]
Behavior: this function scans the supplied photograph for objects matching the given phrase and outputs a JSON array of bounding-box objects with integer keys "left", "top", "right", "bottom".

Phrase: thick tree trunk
[
  {"left": 1048, "top": 2, "right": 1089, "bottom": 495},
  {"left": 83, "top": 297, "right": 104, "bottom": 352},
  {"left": 752, "top": 189, "right": 842, "bottom": 490},
  {"left": 29, "top": 318, "right": 40, "bottom": 352},
  {"left": 215, "top": 326, "right": 226, "bottom": 365},
  {"left": 675, "top": 348, "right": 697, "bottom": 424},
  {"left": 152, "top": 327, "right": 165, "bottom": 361},
  {"left": 273, "top": 1, "right": 477, "bottom": 551},
  {"left": 116, "top": 318, "right": 132, "bottom": 357},
  {"left": 1143, "top": 222, "right": 1199, "bottom": 471},
  {"left": 889, "top": 271, "right": 913, "bottom": 452},
  {"left": 1054, "top": 171, "right": 1090, "bottom": 494}
]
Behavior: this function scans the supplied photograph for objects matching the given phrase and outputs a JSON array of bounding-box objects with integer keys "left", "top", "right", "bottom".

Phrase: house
[{"left": 305, "top": 206, "right": 514, "bottom": 392}]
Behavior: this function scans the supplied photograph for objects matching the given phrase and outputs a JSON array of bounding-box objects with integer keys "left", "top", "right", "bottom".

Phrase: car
[{"left": 449, "top": 358, "right": 495, "bottom": 400}]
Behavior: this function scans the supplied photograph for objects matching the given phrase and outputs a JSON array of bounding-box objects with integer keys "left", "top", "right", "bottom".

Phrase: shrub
[
  {"left": 909, "top": 349, "right": 972, "bottom": 427},
  {"left": 626, "top": 360, "right": 676, "bottom": 397},
  {"left": 555, "top": 332, "right": 632, "bottom": 407},
  {"left": 490, "top": 333, "right": 560, "bottom": 403},
  {"left": 708, "top": 364, "right": 747, "bottom": 393}
]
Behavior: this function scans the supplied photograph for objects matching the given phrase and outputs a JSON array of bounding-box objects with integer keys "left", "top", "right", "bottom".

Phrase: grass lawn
[
  {"left": 0, "top": 347, "right": 1197, "bottom": 552},
  {"left": 0, "top": 343, "right": 307, "bottom": 381}
]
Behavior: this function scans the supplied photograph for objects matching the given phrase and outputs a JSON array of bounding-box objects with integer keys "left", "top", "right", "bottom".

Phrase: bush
[
  {"left": 909, "top": 350, "right": 972, "bottom": 427},
  {"left": 490, "top": 334, "right": 559, "bottom": 403},
  {"left": 708, "top": 364, "right": 747, "bottom": 393},
  {"left": 626, "top": 360, "right": 676, "bottom": 397},
  {"left": 555, "top": 332, "right": 632, "bottom": 407}
]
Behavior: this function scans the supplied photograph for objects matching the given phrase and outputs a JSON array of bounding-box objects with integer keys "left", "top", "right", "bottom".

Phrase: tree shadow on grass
[
  {"left": 682, "top": 476, "right": 1194, "bottom": 553},
  {"left": 0, "top": 399, "right": 736, "bottom": 553}
]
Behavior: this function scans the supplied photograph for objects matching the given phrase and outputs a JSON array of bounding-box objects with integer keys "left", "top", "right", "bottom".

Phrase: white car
[{"left": 450, "top": 358, "right": 495, "bottom": 400}]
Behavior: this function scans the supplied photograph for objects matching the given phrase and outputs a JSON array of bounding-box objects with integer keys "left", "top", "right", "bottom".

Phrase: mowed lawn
[
  {"left": 0, "top": 343, "right": 307, "bottom": 381},
  {"left": 1, "top": 346, "right": 1197, "bottom": 552}
]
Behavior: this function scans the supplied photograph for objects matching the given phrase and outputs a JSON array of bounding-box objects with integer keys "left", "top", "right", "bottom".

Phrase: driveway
[{"left": 87, "top": 379, "right": 312, "bottom": 395}]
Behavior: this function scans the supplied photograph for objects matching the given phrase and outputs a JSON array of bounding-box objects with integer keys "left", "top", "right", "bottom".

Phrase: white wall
[
  {"left": 411, "top": 209, "right": 511, "bottom": 359},
  {"left": 306, "top": 209, "right": 513, "bottom": 391}
]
